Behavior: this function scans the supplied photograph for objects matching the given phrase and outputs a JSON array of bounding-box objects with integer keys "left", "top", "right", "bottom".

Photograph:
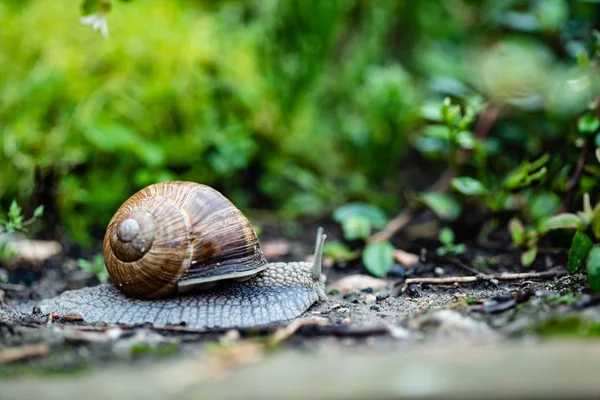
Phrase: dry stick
[
  {"left": 0, "top": 344, "right": 48, "bottom": 364},
  {"left": 0, "top": 283, "right": 26, "bottom": 292},
  {"left": 404, "top": 269, "right": 565, "bottom": 285},
  {"left": 367, "top": 105, "right": 501, "bottom": 244},
  {"left": 561, "top": 140, "right": 588, "bottom": 213}
]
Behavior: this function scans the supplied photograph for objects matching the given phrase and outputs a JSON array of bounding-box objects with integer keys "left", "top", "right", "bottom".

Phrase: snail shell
[{"left": 103, "top": 181, "right": 267, "bottom": 299}]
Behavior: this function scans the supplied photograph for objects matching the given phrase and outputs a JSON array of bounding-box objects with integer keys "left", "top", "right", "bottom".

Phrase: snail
[{"left": 38, "top": 181, "right": 328, "bottom": 329}]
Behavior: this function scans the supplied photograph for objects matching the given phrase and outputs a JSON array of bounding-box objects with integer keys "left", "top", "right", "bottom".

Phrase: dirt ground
[{"left": 2, "top": 226, "right": 600, "bottom": 399}]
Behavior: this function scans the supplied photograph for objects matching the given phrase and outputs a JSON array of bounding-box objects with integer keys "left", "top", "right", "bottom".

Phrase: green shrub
[{"left": 1, "top": 0, "right": 599, "bottom": 256}]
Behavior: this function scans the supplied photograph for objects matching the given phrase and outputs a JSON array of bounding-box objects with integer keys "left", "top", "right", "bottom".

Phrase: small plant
[
  {"left": 77, "top": 254, "right": 109, "bottom": 283},
  {"left": 0, "top": 200, "right": 44, "bottom": 262},
  {"left": 436, "top": 227, "right": 466, "bottom": 256},
  {"left": 0, "top": 201, "right": 44, "bottom": 234},
  {"left": 331, "top": 202, "right": 396, "bottom": 277}
]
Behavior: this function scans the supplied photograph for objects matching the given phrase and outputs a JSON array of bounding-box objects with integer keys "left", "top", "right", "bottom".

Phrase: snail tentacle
[{"left": 311, "top": 227, "right": 327, "bottom": 281}]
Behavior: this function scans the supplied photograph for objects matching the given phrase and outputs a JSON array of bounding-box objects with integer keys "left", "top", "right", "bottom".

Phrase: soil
[{"left": 1, "top": 223, "right": 599, "bottom": 399}]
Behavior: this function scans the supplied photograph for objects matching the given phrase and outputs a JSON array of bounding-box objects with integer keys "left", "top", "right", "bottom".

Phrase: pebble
[
  {"left": 328, "top": 274, "right": 389, "bottom": 294},
  {"left": 370, "top": 305, "right": 380, "bottom": 311},
  {"left": 393, "top": 249, "right": 420, "bottom": 266},
  {"left": 376, "top": 294, "right": 390, "bottom": 302},
  {"left": 365, "top": 294, "right": 377, "bottom": 304},
  {"left": 387, "top": 264, "right": 407, "bottom": 278},
  {"left": 341, "top": 317, "right": 352, "bottom": 324},
  {"left": 223, "top": 329, "right": 240, "bottom": 342},
  {"left": 435, "top": 267, "right": 445, "bottom": 276}
]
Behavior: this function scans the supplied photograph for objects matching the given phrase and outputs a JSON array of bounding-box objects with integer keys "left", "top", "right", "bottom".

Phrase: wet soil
[{"left": 1, "top": 224, "right": 599, "bottom": 398}]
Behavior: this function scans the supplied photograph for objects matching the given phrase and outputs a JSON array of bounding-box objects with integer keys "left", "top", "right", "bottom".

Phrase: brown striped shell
[{"left": 103, "top": 181, "right": 268, "bottom": 299}]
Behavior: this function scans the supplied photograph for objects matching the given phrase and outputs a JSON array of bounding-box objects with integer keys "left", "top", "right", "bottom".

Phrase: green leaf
[
  {"left": 539, "top": 213, "right": 584, "bottom": 233},
  {"left": 333, "top": 202, "right": 388, "bottom": 228},
  {"left": 456, "top": 131, "right": 476, "bottom": 149},
  {"left": 451, "top": 243, "right": 467, "bottom": 254},
  {"left": 419, "top": 192, "right": 462, "bottom": 221},
  {"left": 504, "top": 153, "right": 550, "bottom": 190},
  {"left": 8, "top": 200, "right": 21, "bottom": 221},
  {"left": 576, "top": 50, "right": 591, "bottom": 68},
  {"left": 341, "top": 215, "right": 372, "bottom": 240},
  {"left": 586, "top": 246, "right": 600, "bottom": 292},
  {"left": 527, "top": 191, "right": 561, "bottom": 221},
  {"left": 451, "top": 177, "right": 488, "bottom": 196},
  {"left": 33, "top": 205, "right": 44, "bottom": 218},
  {"left": 81, "top": 0, "right": 100, "bottom": 15},
  {"left": 568, "top": 231, "right": 594, "bottom": 274},
  {"left": 509, "top": 218, "right": 525, "bottom": 246},
  {"left": 362, "top": 241, "right": 395, "bottom": 277},
  {"left": 439, "top": 227, "right": 455, "bottom": 246},
  {"left": 323, "top": 242, "right": 359, "bottom": 263},
  {"left": 578, "top": 113, "right": 600, "bottom": 135},
  {"left": 521, "top": 246, "right": 538, "bottom": 267},
  {"left": 591, "top": 206, "right": 600, "bottom": 240}
]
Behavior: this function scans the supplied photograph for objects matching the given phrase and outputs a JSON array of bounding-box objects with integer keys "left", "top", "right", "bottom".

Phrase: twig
[
  {"left": 367, "top": 210, "right": 413, "bottom": 244},
  {"left": 404, "top": 270, "right": 565, "bottom": 285},
  {"left": 561, "top": 141, "right": 588, "bottom": 213},
  {"left": 405, "top": 276, "right": 479, "bottom": 284},
  {"left": 0, "top": 344, "right": 48, "bottom": 364},
  {"left": 0, "top": 283, "right": 26, "bottom": 292},
  {"left": 445, "top": 256, "right": 491, "bottom": 275},
  {"left": 368, "top": 105, "right": 501, "bottom": 243},
  {"left": 268, "top": 318, "right": 330, "bottom": 345}
]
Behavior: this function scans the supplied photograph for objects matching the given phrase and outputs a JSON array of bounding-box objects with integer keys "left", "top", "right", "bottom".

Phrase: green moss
[
  {"left": 129, "top": 342, "right": 180, "bottom": 359},
  {"left": 536, "top": 315, "right": 600, "bottom": 338},
  {"left": 546, "top": 294, "right": 579, "bottom": 306}
]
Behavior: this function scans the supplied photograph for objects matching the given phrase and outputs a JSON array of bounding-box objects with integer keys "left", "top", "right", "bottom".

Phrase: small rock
[
  {"left": 328, "top": 274, "right": 389, "bottom": 294},
  {"left": 341, "top": 317, "right": 352, "bottom": 324},
  {"left": 0, "top": 233, "right": 62, "bottom": 265},
  {"left": 434, "top": 267, "right": 445, "bottom": 276},
  {"left": 393, "top": 249, "right": 420, "bottom": 267},
  {"left": 409, "top": 309, "right": 491, "bottom": 337},
  {"left": 223, "top": 329, "right": 240, "bottom": 342},
  {"left": 376, "top": 294, "right": 390, "bottom": 302},
  {"left": 387, "top": 264, "right": 407, "bottom": 278},
  {"left": 261, "top": 240, "right": 290, "bottom": 260},
  {"left": 385, "top": 323, "right": 411, "bottom": 339},
  {"left": 365, "top": 294, "right": 377, "bottom": 304},
  {"left": 370, "top": 305, "right": 380, "bottom": 311}
]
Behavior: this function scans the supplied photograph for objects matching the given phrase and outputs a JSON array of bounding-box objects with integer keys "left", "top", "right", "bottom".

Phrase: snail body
[{"left": 38, "top": 181, "right": 328, "bottom": 329}]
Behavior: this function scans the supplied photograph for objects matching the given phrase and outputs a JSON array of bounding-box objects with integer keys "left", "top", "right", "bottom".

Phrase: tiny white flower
[{"left": 80, "top": 13, "right": 109, "bottom": 38}]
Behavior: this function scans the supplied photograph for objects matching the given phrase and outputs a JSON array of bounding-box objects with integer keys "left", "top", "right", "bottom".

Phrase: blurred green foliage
[{"left": 1, "top": 0, "right": 600, "bottom": 254}]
